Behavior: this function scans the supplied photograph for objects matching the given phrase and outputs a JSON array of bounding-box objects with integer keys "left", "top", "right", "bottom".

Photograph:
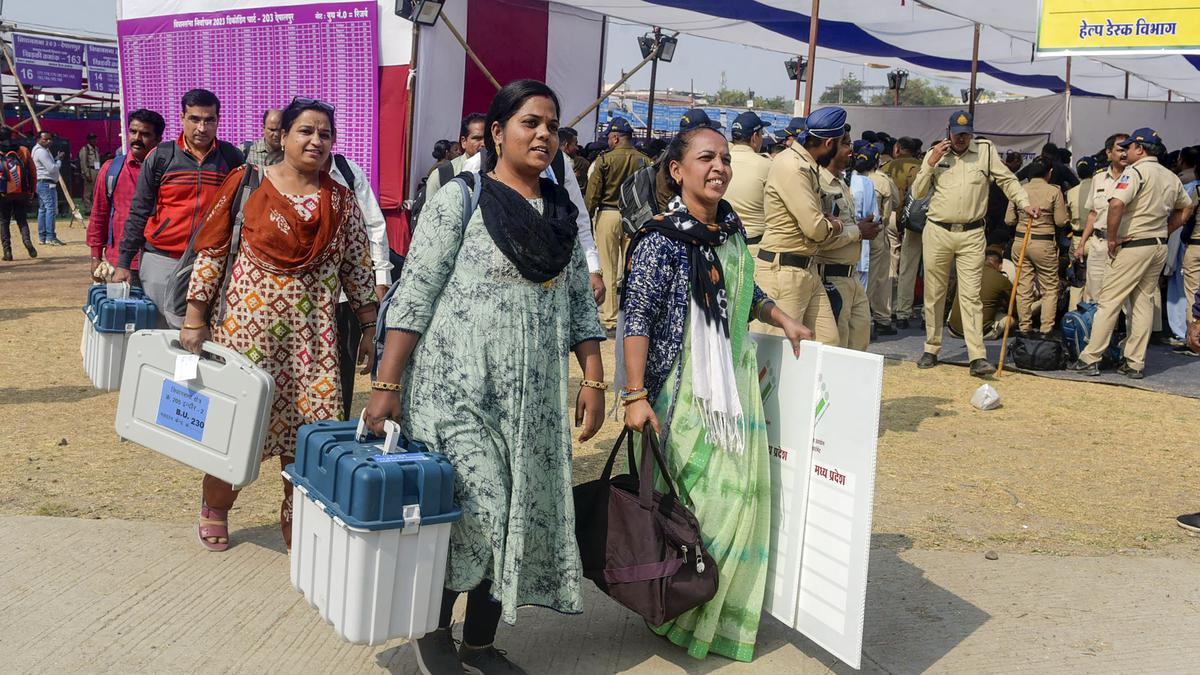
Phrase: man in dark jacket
[{"left": 113, "top": 89, "right": 244, "bottom": 327}]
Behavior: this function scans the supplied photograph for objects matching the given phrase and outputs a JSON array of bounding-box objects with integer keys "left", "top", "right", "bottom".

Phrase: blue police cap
[
  {"left": 804, "top": 107, "right": 848, "bottom": 139},
  {"left": 731, "top": 111, "right": 768, "bottom": 139},
  {"left": 1075, "top": 156, "right": 1096, "bottom": 173},
  {"left": 606, "top": 117, "right": 633, "bottom": 135},
  {"left": 679, "top": 108, "right": 721, "bottom": 132},
  {"left": 852, "top": 139, "right": 879, "bottom": 164},
  {"left": 948, "top": 110, "right": 973, "bottom": 134},
  {"left": 781, "top": 117, "right": 806, "bottom": 139},
  {"left": 1119, "top": 127, "right": 1162, "bottom": 148}
]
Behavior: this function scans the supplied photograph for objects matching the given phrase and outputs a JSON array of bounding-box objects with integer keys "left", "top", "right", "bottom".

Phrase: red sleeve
[{"left": 86, "top": 160, "right": 113, "bottom": 258}]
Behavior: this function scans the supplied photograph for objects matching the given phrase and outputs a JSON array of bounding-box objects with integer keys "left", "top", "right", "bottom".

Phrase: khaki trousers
[
  {"left": 1080, "top": 244, "right": 1166, "bottom": 370},
  {"left": 827, "top": 274, "right": 870, "bottom": 350},
  {"left": 867, "top": 221, "right": 898, "bottom": 323},
  {"left": 922, "top": 224, "right": 987, "bottom": 361},
  {"left": 752, "top": 257, "right": 839, "bottom": 345},
  {"left": 1084, "top": 235, "right": 1109, "bottom": 303},
  {"left": 1014, "top": 238, "right": 1059, "bottom": 333},
  {"left": 1183, "top": 244, "right": 1200, "bottom": 328},
  {"left": 896, "top": 227, "right": 923, "bottom": 320},
  {"left": 595, "top": 209, "right": 625, "bottom": 328}
]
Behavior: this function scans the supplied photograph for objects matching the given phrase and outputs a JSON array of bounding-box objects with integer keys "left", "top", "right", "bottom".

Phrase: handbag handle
[
  {"left": 599, "top": 427, "right": 638, "bottom": 482},
  {"left": 636, "top": 424, "right": 681, "bottom": 511}
]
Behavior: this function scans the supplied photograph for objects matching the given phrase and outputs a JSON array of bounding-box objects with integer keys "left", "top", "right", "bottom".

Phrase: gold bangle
[
  {"left": 371, "top": 381, "right": 403, "bottom": 392},
  {"left": 181, "top": 322, "right": 207, "bottom": 330},
  {"left": 620, "top": 391, "right": 649, "bottom": 406},
  {"left": 580, "top": 379, "right": 609, "bottom": 391}
]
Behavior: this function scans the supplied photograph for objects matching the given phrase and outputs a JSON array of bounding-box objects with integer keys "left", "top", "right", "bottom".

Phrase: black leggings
[{"left": 438, "top": 580, "right": 502, "bottom": 647}]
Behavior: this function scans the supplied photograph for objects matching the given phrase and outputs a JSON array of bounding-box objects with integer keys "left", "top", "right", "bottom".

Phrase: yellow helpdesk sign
[{"left": 1037, "top": 0, "right": 1200, "bottom": 55}]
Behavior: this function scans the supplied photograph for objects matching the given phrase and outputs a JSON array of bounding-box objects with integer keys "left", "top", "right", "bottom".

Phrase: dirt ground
[{"left": 1, "top": 224, "right": 1198, "bottom": 558}]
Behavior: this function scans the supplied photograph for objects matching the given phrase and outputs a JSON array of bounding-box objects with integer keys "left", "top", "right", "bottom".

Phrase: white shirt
[
  {"left": 463, "top": 151, "right": 602, "bottom": 274},
  {"left": 329, "top": 156, "right": 392, "bottom": 300},
  {"left": 32, "top": 144, "right": 60, "bottom": 182}
]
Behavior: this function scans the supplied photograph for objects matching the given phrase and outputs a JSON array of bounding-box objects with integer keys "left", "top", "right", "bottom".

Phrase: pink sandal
[{"left": 198, "top": 498, "right": 230, "bottom": 552}]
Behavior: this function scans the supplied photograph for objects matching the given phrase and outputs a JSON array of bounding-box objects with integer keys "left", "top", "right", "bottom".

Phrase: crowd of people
[{"left": 17, "top": 75, "right": 1193, "bottom": 674}]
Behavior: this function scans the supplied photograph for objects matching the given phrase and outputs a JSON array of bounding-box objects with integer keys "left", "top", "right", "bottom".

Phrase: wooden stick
[
  {"left": 9, "top": 87, "right": 90, "bottom": 131},
  {"left": 996, "top": 215, "right": 1035, "bottom": 377},
  {"left": 441, "top": 14, "right": 501, "bottom": 92},
  {"left": 567, "top": 41, "right": 663, "bottom": 129}
]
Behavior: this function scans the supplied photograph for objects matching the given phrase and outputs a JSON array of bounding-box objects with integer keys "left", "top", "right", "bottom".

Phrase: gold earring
[{"left": 497, "top": 142, "right": 503, "bottom": 159}]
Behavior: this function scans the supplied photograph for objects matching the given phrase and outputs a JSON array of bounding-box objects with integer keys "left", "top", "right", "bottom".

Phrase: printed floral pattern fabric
[
  {"left": 623, "top": 231, "right": 769, "bottom": 402},
  {"left": 187, "top": 193, "right": 375, "bottom": 460},
  {"left": 386, "top": 179, "right": 604, "bottom": 624}
]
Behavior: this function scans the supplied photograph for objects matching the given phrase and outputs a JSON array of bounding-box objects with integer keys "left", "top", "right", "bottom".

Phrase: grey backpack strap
[
  {"left": 214, "top": 166, "right": 260, "bottom": 322},
  {"left": 454, "top": 173, "right": 482, "bottom": 232}
]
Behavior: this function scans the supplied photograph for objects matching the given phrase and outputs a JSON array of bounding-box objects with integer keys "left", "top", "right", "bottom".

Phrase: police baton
[{"left": 996, "top": 214, "right": 1036, "bottom": 377}]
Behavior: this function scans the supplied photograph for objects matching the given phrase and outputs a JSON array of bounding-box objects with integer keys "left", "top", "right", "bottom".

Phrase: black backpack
[
  {"left": 617, "top": 155, "right": 656, "bottom": 237},
  {"left": 410, "top": 160, "right": 455, "bottom": 226},
  {"left": 1009, "top": 334, "right": 1068, "bottom": 371}
]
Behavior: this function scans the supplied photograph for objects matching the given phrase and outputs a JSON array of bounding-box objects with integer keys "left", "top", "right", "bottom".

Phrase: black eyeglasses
[{"left": 289, "top": 96, "right": 335, "bottom": 113}]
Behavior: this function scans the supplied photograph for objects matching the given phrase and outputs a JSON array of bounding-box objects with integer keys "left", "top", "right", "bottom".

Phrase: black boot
[
  {"left": 2, "top": 247, "right": 11, "bottom": 262},
  {"left": 23, "top": 239, "right": 36, "bottom": 258}
]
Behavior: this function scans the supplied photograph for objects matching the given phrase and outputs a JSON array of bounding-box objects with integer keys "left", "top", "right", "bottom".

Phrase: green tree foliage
[
  {"left": 869, "top": 77, "right": 959, "bottom": 106},
  {"left": 818, "top": 74, "right": 866, "bottom": 104}
]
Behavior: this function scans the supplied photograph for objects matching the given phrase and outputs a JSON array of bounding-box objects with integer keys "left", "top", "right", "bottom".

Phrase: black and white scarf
[
  {"left": 637, "top": 195, "right": 746, "bottom": 454},
  {"left": 476, "top": 173, "right": 578, "bottom": 283}
]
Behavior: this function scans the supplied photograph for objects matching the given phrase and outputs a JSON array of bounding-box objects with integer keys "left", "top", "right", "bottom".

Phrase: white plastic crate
[
  {"left": 286, "top": 417, "right": 459, "bottom": 646},
  {"left": 290, "top": 482, "right": 452, "bottom": 645}
]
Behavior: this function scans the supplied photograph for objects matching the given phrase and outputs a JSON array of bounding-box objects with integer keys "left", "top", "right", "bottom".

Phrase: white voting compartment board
[
  {"left": 753, "top": 336, "right": 884, "bottom": 670},
  {"left": 115, "top": 330, "right": 274, "bottom": 488}
]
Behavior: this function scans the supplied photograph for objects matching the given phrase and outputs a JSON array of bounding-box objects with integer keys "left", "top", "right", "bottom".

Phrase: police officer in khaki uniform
[
  {"left": 1068, "top": 128, "right": 1194, "bottom": 379},
  {"left": 886, "top": 137, "right": 924, "bottom": 329},
  {"left": 1075, "top": 134, "right": 1130, "bottom": 302},
  {"left": 748, "top": 109, "right": 854, "bottom": 345},
  {"left": 912, "top": 110, "right": 1034, "bottom": 376},
  {"left": 780, "top": 117, "right": 805, "bottom": 149},
  {"left": 726, "top": 111, "right": 772, "bottom": 257},
  {"left": 815, "top": 136, "right": 881, "bottom": 350},
  {"left": 861, "top": 141, "right": 900, "bottom": 335},
  {"left": 1005, "top": 158, "right": 1069, "bottom": 334},
  {"left": 753, "top": 107, "right": 854, "bottom": 344},
  {"left": 585, "top": 117, "right": 649, "bottom": 328}
]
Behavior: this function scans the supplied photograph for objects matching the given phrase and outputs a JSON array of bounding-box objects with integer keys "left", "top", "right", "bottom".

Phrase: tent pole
[
  {"left": 1168, "top": 90, "right": 1173, "bottom": 102},
  {"left": 441, "top": 14, "right": 501, "bottom": 92},
  {"left": 968, "top": 23, "right": 980, "bottom": 116},
  {"left": 1124, "top": 71, "right": 1130, "bottom": 99},
  {"left": 0, "top": 41, "right": 82, "bottom": 224},
  {"left": 1064, "top": 56, "right": 1071, "bottom": 94},
  {"left": 803, "top": 0, "right": 820, "bottom": 116},
  {"left": 567, "top": 46, "right": 659, "bottom": 128},
  {"left": 402, "top": 20, "right": 420, "bottom": 203},
  {"left": 646, "top": 27, "right": 661, "bottom": 141}
]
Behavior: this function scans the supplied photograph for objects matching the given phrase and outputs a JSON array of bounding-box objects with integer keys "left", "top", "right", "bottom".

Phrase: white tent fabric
[{"left": 555, "top": 0, "right": 1197, "bottom": 101}]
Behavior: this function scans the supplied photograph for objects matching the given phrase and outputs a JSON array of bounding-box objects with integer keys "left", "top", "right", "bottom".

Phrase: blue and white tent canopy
[{"left": 556, "top": 0, "right": 1197, "bottom": 100}]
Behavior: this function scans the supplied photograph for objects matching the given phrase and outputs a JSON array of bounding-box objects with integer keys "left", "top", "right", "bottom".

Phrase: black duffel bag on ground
[{"left": 1009, "top": 333, "right": 1068, "bottom": 371}]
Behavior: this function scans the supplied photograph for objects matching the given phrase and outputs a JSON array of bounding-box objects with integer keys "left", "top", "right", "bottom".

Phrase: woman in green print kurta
[{"left": 364, "top": 80, "right": 605, "bottom": 675}]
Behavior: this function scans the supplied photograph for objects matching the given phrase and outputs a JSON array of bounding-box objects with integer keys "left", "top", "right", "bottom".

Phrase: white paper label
[
  {"left": 173, "top": 354, "right": 200, "bottom": 382},
  {"left": 105, "top": 282, "right": 128, "bottom": 299}
]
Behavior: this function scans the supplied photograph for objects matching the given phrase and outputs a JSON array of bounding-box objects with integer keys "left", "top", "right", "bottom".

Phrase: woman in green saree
[{"left": 618, "top": 126, "right": 811, "bottom": 661}]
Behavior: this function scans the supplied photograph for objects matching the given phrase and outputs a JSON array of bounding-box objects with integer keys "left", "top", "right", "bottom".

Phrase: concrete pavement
[{"left": 2, "top": 516, "right": 1198, "bottom": 674}]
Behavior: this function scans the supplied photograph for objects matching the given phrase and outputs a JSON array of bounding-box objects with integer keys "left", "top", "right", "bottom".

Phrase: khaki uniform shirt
[
  {"left": 813, "top": 167, "right": 862, "bottom": 265},
  {"left": 585, "top": 145, "right": 649, "bottom": 213},
  {"left": 760, "top": 144, "right": 840, "bottom": 256},
  {"left": 1108, "top": 156, "right": 1191, "bottom": 240},
  {"left": 1089, "top": 168, "right": 1121, "bottom": 231},
  {"left": 867, "top": 169, "right": 898, "bottom": 230},
  {"left": 1065, "top": 177, "right": 1092, "bottom": 233},
  {"left": 951, "top": 264, "right": 1012, "bottom": 333},
  {"left": 913, "top": 138, "right": 1029, "bottom": 224},
  {"left": 883, "top": 156, "right": 920, "bottom": 200},
  {"left": 1006, "top": 177, "right": 1068, "bottom": 234},
  {"left": 726, "top": 144, "right": 772, "bottom": 238}
]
